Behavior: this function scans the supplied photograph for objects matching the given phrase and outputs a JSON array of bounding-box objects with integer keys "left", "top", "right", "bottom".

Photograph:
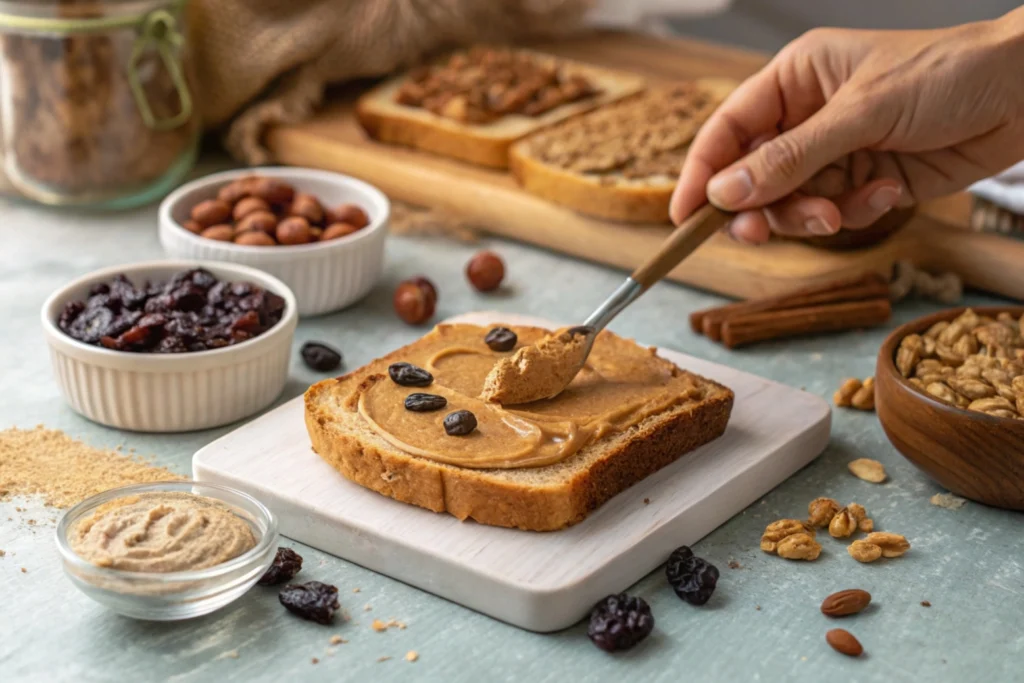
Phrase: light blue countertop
[{"left": 1, "top": 167, "right": 1021, "bottom": 682}]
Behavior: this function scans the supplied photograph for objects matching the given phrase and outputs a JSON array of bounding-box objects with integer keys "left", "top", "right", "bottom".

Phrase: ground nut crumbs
[
  {"left": 930, "top": 492, "right": 968, "bottom": 510},
  {"left": 0, "top": 426, "right": 182, "bottom": 508},
  {"left": 405, "top": 651, "right": 419, "bottom": 662},
  {"left": 848, "top": 458, "right": 887, "bottom": 483}
]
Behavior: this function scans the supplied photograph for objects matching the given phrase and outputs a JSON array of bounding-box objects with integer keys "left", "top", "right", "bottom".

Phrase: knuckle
[{"left": 757, "top": 135, "right": 805, "bottom": 181}]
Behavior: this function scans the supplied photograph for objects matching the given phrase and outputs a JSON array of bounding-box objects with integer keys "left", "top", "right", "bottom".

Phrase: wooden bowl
[{"left": 875, "top": 306, "right": 1024, "bottom": 510}]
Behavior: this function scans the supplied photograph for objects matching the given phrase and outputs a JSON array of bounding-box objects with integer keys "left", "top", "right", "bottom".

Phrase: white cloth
[
  {"left": 588, "top": 0, "right": 733, "bottom": 31},
  {"left": 971, "top": 161, "right": 1024, "bottom": 215}
]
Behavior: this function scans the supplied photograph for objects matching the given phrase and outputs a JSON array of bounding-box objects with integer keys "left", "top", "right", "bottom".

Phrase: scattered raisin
[
  {"left": 258, "top": 547, "right": 304, "bottom": 586},
  {"left": 279, "top": 581, "right": 340, "bottom": 625},
  {"left": 301, "top": 341, "right": 343, "bottom": 372},
  {"left": 484, "top": 327, "right": 517, "bottom": 352},
  {"left": 665, "top": 546, "right": 719, "bottom": 606},
  {"left": 587, "top": 593, "right": 655, "bottom": 652},
  {"left": 388, "top": 362, "right": 433, "bottom": 387},
  {"left": 404, "top": 393, "right": 448, "bottom": 412},
  {"left": 444, "top": 410, "right": 477, "bottom": 436}
]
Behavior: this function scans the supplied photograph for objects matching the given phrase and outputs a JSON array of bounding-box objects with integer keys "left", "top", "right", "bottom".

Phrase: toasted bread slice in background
[
  {"left": 304, "top": 324, "right": 734, "bottom": 531},
  {"left": 509, "top": 79, "right": 738, "bottom": 223},
  {"left": 355, "top": 51, "right": 646, "bottom": 169}
]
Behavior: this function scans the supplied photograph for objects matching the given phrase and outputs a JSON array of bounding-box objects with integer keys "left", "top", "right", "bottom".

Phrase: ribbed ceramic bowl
[
  {"left": 158, "top": 167, "right": 390, "bottom": 317},
  {"left": 41, "top": 260, "right": 298, "bottom": 432},
  {"left": 57, "top": 481, "right": 278, "bottom": 621}
]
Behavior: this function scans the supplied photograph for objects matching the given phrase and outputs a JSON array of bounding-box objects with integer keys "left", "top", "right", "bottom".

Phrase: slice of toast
[
  {"left": 509, "top": 79, "right": 738, "bottom": 223},
  {"left": 355, "top": 50, "right": 645, "bottom": 169},
  {"left": 304, "top": 323, "right": 733, "bottom": 531}
]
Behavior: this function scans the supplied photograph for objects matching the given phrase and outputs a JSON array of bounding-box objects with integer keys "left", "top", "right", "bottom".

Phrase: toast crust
[
  {"left": 356, "top": 51, "right": 645, "bottom": 169},
  {"left": 304, "top": 325, "right": 734, "bottom": 531}
]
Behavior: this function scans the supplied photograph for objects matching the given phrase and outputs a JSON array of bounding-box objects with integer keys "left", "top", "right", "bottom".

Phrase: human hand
[{"left": 669, "top": 7, "right": 1024, "bottom": 243}]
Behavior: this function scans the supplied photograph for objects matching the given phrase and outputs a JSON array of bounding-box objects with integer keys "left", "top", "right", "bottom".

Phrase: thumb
[{"left": 706, "top": 95, "right": 874, "bottom": 211}]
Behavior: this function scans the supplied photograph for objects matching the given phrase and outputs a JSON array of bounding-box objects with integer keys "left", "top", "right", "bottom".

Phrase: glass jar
[{"left": 0, "top": 0, "right": 199, "bottom": 208}]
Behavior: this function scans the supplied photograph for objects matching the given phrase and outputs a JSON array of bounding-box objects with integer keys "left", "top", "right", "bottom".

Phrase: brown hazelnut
[
  {"left": 249, "top": 177, "right": 295, "bottom": 206},
  {"left": 321, "top": 223, "right": 359, "bottom": 241},
  {"left": 182, "top": 220, "right": 204, "bottom": 235},
  {"left": 466, "top": 251, "right": 505, "bottom": 292},
  {"left": 200, "top": 225, "right": 235, "bottom": 242},
  {"left": 232, "top": 196, "right": 271, "bottom": 221},
  {"left": 234, "top": 231, "right": 277, "bottom": 246},
  {"left": 289, "top": 193, "right": 325, "bottom": 225},
  {"left": 190, "top": 199, "right": 233, "bottom": 228},
  {"left": 326, "top": 203, "right": 369, "bottom": 229},
  {"left": 393, "top": 277, "right": 437, "bottom": 325},
  {"left": 235, "top": 210, "right": 278, "bottom": 235},
  {"left": 217, "top": 179, "right": 254, "bottom": 205},
  {"left": 408, "top": 275, "right": 438, "bottom": 304},
  {"left": 276, "top": 216, "right": 312, "bottom": 245}
]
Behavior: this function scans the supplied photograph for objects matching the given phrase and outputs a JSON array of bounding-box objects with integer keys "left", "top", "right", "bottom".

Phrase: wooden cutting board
[
  {"left": 192, "top": 311, "right": 831, "bottom": 632},
  {"left": 266, "top": 31, "right": 1024, "bottom": 301}
]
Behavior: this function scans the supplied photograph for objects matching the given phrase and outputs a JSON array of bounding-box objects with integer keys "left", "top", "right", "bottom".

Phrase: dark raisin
[
  {"left": 109, "top": 274, "right": 146, "bottom": 310},
  {"left": 190, "top": 268, "right": 218, "bottom": 289},
  {"left": 404, "top": 393, "right": 448, "bottom": 412},
  {"left": 567, "top": 325, "right": 593, "bottom": 337},
  {"left": 258, "top": 547, "right": 304, "bottom": 585},
  {"left": 279, "top": 581, "right": 339, "bottom": 625},
  {"left": 388, "top": 362, "right": 433, "bottom": 387},
  {"left": 68, "top": 307, "right": 114, "bottom": 344},
  {"left": 444, "top": 410, "right": 477, "bottom": 436},
  {"left": 58, "top": 301, "right": 85, "bottom": 332},
  {"left": 88, "top": 282, "right": 110, "bottom": 297},
  {"left": 587, "top": 593, "right": 655, "bottom": 652},
  {"left": 156, "top": 336, "right": 188, "bottom": 353},
  {"left": 230, "top": 310, "right": 262, "bottom": 334},
  {"left": 301, "top": 342, "right": 343, "bottom": 372},
  {"left": 484, "top": 327, "right": 517, "bottom": 352},
  {"left": 170, "top": 285, "right": 206, "bottom": 312},
  {"left": 665, "top": 545, "right": 719, "bottom": 606}
]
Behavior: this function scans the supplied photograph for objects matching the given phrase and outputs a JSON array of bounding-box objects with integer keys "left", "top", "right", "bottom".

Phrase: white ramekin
[
  {"left": 41, "top": 260, "right": 298, "bottom": 433},
  {"left": 158, "top": 167, "right": 390, "bottom": 317}
]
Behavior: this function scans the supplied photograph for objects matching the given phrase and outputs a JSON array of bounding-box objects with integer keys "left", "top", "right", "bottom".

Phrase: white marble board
[{"left": 193, "top": 312, "right": 831, "bottom": 632}]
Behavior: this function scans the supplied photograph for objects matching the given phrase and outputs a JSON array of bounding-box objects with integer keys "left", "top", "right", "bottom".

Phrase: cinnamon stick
[
  {"left": 690, "top": 272, "right": 888, "bottom": 342},
  {"left": 720, "top": 298, "right": 892, "bottom": 349}
]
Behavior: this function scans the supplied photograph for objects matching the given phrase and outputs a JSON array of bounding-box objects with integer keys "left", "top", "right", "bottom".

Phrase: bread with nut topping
[
  {"left": 509, "top": 79, "right": 738, "bottom": 222},
  {"left": 356, "top": 47, "right": 645, "bottom": 169},
  {"left": 304, "top": 323, "right": 733, "bottom": 531}
]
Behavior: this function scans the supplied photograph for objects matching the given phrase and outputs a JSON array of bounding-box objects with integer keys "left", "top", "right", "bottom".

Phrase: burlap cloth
[{"left": 187, "top": 0, "right": 594, "bottom": 164}]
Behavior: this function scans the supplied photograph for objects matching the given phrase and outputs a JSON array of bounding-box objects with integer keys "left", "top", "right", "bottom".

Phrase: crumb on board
[
  {"left": 329, "top": 635, "right": 345, "bottom": 645},
  {"left": 325, "top": 648, "right": 336, "bottom": 657},
  {"left": 728, "top": 560, "right": 741, "bottom": 569},
  {"left": 217, "top": 650, "right": 240, "bottom": 660},
  {"left": 377, "top": 656, "right": 391, "bottom": 663},
  {"left": 643, "top": 498, "right": 650, "bottom": 505},
  {"left": 921, "top": 600, "right": 931, "bottom": 607},
  {"left": 372, "top": 619, "right": 387, "bottom": 632},
  {"left": 20, "top": 567, "right": 27, "bottom": 573},
  {"left": 352, "top": 588, "right": 361, "bottom": 593},
  {"left": 406, "top": 651, "right": 419, "bottom": 662},
  {"left": 756, "top": 606, "right": 761, "bottom": 611},
  {"left": 0, "top": 549, "right": 5, "bottom": 557},
  {"left": 311, "top": 657, "right": 319, "bottom": 665}
]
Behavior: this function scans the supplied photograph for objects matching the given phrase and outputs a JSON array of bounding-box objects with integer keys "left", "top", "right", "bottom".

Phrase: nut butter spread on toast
[{"left": 351, "top": 324, "right": 704, "bottom": 469}]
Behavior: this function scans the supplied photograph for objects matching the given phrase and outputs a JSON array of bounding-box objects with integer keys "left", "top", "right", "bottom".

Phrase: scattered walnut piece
[
  {"left": 848, "top": 540, "right": 883, "bottom": 563},
  {"left": 858, "top": 518, "right": 875, "bottom": 533},
  {"left": 776, "top": 533, "right": 822, "bottom": 561},
  {"left": 848, "top": 458, "right": 887, "bottom": 483},
  {"left": 807, "top": 497, "right": 841, "bottom": 528},
  {"left": 833, "top": 378, "right": 861, "bottom": 407},
  {"left": 760, "top": 519, "right": 814, "bottom": 553},
  {"left": 834, "top": 377, "right": 875, "bottom": 410},
  {"left": 828, "top": 508, "right": 859, "bottom": 538},
  {"left": 848, "top": 532, "right": 910, "bottom": 563}
]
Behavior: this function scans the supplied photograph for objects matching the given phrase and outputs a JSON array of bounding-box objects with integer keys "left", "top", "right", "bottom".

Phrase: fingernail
[
  {"left": 868, "top": 186, "right": 901, "bottom": 213},
  {"left": 707, "top": 168, "right": 753, "bottom": 207},
  {"left": 804, "top": 217, "right": 836, "bottom": 236},
  {"left": 728, "top": 224, "right": 758, "bottom": 246}
]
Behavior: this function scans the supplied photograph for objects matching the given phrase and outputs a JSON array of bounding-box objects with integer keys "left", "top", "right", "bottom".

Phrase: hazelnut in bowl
[
  {"left": 875, "top": 306, "right": 1024, "bottom": 510},
  {"left": 41, "top": 260, "right": 298, "bottom": 432},
  {"left": 159, "top": 167, "right": 390, "bottom": 317}
]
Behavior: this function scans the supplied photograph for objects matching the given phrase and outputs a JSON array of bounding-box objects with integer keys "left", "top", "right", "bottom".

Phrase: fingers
[
  {"left": 669, "top": 64, "right": 788, "bottom": 225},
  {"left": 707, "top": 94, "right": 876, "bottom": 212},
  {"left": 726, "top": 195, "right": 842, "bottom": 244},
  {"left": 831, "top": 179, "right": 904, "bottom": 228}
]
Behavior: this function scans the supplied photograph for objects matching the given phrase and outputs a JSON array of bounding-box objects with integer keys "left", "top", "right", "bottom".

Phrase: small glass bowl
[{"left": 56, "top": 481, "right": 278, "bottom": 621}]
